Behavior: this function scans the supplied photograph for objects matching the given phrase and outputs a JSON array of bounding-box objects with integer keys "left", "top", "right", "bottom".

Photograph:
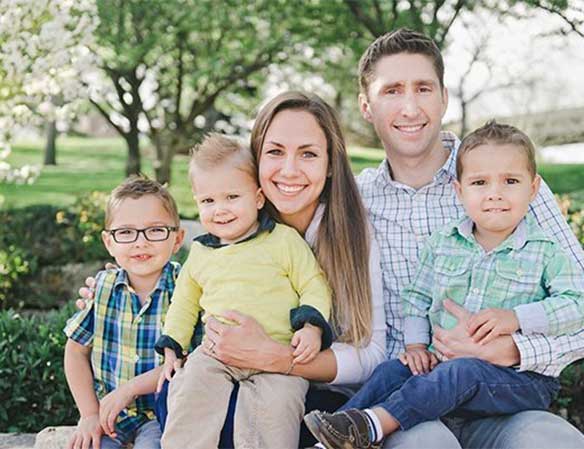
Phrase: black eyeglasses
[{"left": 105, "top": 226, "right": 179, "bottom": 243}]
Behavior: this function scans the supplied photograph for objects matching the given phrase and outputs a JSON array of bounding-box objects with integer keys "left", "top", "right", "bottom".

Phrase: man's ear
[
  {"left": 440, "top": 86, "right": 449, "bottom": 119},
  {"left": 359, "top": 92, "right": 373, "bottom": 123}
]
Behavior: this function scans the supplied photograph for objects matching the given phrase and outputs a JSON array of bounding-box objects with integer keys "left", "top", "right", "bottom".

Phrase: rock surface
[
  {"left": 33, "top": 427, "right": 76, "bottom": 449},
  {"left": 0, "top": 433, "right": 35, "bottom": 449}
]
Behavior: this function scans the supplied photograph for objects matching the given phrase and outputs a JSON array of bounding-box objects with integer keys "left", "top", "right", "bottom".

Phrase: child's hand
[
  {"left": 157, "top": 348, "right": 183, "bottom": 392},
  {"left": 67, "top": 414, "right": 103, "bottom": 449},
  {"left": 99, "top": 383, "right": 136, "bottom": 438},
  {"left": 291, "top": 323, "right": 322, "bottom": 365},
  {"left": 399, "top": 344, "right": 438, "bottom": 375},
  {"left": 467, "top": 308, "right": 519, "bottom": 345}
]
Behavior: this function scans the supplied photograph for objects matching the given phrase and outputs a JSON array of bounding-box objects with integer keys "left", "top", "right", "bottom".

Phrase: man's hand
[
  {"left": 99, "top": 384, "right": 135, "bottom": 438},
  {"left": 398, "top": 343, "right": 438, "bottom": 375},
  {"left": 157, "top": 348, "right": 183, "bottom": 393},
  {"left": 467, "top": 308, "right": 520, "bottom": 345},
  {"left": 67, "top": 414, "right": 103, "bottom": 449},
  {"left": 291, "top": 323, "right": 322, "bottom": 365}
]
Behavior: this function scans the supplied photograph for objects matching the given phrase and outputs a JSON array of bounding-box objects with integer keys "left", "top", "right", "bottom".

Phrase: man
[{"left": 356, "top": 28, "right": 584, "bottom": 448}]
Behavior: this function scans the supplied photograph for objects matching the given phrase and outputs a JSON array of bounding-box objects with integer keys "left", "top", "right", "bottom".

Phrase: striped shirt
[
  {"left": 357, "top": 131, "right": 584, "bottom": 377},
  {"left": 402, "top": 215, "right": 584, "bottom": 351},
  {"left": 64, "top": 261, "right": 180, "bottom": 433}
]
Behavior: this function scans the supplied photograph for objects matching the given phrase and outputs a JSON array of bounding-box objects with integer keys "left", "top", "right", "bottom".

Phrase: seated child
[
  {"left": 154, "top": 134, "right": 332, "bottom": 449},
  {"left": 64, "top": 177, "right": 185, "bottom": 449},
  {"left": 304, "top": 121, "right": 584, "bottom": 449}
]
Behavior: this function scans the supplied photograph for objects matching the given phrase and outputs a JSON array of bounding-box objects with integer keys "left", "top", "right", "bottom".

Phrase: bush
[
  {"left": 0, "top": 307, "right": 77, "bottom": 432},
  {"left": 0, "top": 192, "right": 110, "bottom": 309}
]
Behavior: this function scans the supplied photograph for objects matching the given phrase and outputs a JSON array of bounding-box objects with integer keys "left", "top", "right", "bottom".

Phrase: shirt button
[
  {"left": 517, "top": 269, "right": 523, "bottom": 277},
  {"left": 134, "top": 354, "right": 140, "bottom": 362},
  {"left": 473, "top": 288, "right": 480, "bottom": 295}
]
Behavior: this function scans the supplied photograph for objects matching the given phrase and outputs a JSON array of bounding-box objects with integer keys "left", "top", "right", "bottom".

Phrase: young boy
[
  {"left": 155, "top": 133, "right": 332, "bottom": 449},
  {"left": 64, "top": 177, "right": 185, "bottom": 449},
  {"left": 305, "top": 121, "right": 584, "bottom": 449}
]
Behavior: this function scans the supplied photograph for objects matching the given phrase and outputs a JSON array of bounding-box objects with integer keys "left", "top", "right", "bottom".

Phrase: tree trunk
[
  {"left": 460, "top": 99, "right": 468, "bottom": 138},
  {"left": 44, "top": 120, "right": 58, "bottom": 166},
  {"left": 125, "top": 128, "right": 141, "bottom": 176}
]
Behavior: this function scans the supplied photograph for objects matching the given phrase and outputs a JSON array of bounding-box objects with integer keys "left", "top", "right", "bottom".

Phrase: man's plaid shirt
[
  {"left": 357, "top": 132, "right": 584, "bottom": 377},
  {"left": 64, "top": 261, "right": 179, "bottom": 433},
  {"left": 402, "top": 214, "right": 584, "bottom": 353}
]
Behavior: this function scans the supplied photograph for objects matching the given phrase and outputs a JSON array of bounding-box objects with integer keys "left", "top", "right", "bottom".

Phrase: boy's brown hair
[
  {"left": 105, "top": 176, "right": 180, "bottom": 227},
  {"left": 188, "top": 133, "right": 257, "bottom": 191},
  {"left": 358, "top": 28, "right": 445, "bottom": 94},
  {"left": 456, "top": 120, "right": 537, "bottom": 180}
]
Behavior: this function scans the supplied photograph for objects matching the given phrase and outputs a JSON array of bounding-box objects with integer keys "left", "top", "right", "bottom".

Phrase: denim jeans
[
  {"left": 99, "top": 419, "right": 161, "bottom": 449},
  {"left": 342, "top": 357, "right": 560, "bottom": 431}
]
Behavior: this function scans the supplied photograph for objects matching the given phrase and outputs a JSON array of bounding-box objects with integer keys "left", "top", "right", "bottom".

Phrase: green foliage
[
  {"left": 556, "top": 194, "right": 584, "bottom": 246},
  {"left": 0, "top": 307, "right": 77, "bottom": 432},
  {"left": 0, "top": 246, "right": 31, "bottom": 304},
  {"left": 0, "top": 192, "right": 110, "bottom": 309}
]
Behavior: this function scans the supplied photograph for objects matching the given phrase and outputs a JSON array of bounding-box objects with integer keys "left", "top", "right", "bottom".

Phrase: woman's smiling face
[{"left": 258, "top": 109, "right": 329, "bottom": 232}]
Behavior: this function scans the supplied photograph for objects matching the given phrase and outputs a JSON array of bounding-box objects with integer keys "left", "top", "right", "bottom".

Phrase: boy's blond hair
[
  {"left": 189, "top": 133, "right": 257, "bottom": 191},
  {"left": 457, "top": 121, "right": 537, "bottom": 180},
  {"left": 105, "top": 176, "right": 180, "bottom": 227}
]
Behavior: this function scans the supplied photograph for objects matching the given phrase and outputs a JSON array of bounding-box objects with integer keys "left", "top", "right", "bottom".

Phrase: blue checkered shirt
[
  {"left": 357, "top": 131, "right": 584, "bottom": 377},
  {"left": 64, "top": 261, "right": 179, "bottom": 433}
]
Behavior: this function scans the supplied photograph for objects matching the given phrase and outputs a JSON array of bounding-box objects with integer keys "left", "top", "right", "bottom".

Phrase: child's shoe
[{"left": 304, "top": 408, "right": 382, "bottom": 449}]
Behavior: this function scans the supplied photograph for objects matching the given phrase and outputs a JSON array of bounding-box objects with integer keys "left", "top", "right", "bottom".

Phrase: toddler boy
[
  {"left": 155, "top": 134, "right": 332, "bottom": 449},
  {"left": 305, "top": 121, "right": 584, "bottom": 449}
]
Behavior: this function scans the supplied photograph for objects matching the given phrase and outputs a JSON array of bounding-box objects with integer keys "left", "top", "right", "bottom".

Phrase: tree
[
  {"left": 90, "top": 0, "right": 306, "bottom": 183},
  {"left": 0, "top": 0, "right": 98, "bottom": 206}
]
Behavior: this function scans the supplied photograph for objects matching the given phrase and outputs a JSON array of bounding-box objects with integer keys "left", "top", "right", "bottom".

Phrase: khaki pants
[{"left": 162, "top": 346, "right": 308, "bottom": 449}]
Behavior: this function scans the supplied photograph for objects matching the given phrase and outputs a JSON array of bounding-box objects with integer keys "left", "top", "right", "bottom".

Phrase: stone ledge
[{"left": 0, "top": 433, "right": 35, "bottom": 449}]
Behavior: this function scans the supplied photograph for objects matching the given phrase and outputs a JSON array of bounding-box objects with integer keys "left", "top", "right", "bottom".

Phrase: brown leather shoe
[{"left": 304, "top": 408, "right": 382, "bottom": 449}]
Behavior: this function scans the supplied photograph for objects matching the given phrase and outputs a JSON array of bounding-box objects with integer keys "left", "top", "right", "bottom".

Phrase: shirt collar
[
  {"left": 375, "top": 131, "right": 459, "bottom": 188},
  {"left": 452, "top": 214, "right": 553, "bottom": 251},
  {"left": 194, "top": 210, "right": 276, "bottom": 248},
  {"left": 113, "top": 261, "right": 176, "bottom": 293}
]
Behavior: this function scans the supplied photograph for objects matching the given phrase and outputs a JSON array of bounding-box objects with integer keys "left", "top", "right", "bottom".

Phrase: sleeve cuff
[
  {"left": 514, "top": 302, "right": 549, "bottom": 335},
  {"left": 290, "top": 304, "right": 333, "bottom": 350},
  {"left": 403, "top": 316, "right": 431, "bottom": 346},
  {"left": 155, "top": 335, "right": 187, "bottom": 359},
  {"left": 511, "top": 332, "right": 553, "bottom": 373}
]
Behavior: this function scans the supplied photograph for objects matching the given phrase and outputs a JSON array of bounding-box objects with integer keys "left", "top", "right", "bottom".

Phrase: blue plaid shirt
[{"left": 64, "top": 261, "right": 180, "bottom": 433}]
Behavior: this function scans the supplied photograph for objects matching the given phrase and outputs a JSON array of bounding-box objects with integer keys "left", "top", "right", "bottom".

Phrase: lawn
[{"left": 2, "top": 137, "right": 584, "bottom": 216}]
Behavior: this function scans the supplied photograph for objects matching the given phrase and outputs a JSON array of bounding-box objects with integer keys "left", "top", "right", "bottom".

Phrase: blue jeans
[
  {"left": 342, "top": 357, "right": 560, "bottom": 431},
  {"left": 99, "top": 419, "right": 161, "bottom": 449}
]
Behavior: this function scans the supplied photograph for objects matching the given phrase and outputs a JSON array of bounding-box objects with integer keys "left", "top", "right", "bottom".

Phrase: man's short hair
[
  {"left": 188, "top": 133, "right": 257, "bottom": 190},
  {"left": 456, "top": 120, "right": 537, "bottom": 179},
  {"left": 105, "top": 176, "right": 180, "bottom": 227},
  {"left": 358, "top": 28, "right": 445, "bottom": 94}
]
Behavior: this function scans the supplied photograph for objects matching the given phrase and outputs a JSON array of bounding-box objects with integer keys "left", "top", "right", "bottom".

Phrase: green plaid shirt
[
  {"left": 64, "top": 262, "right": 180, "bottom": 433},
  {"left": 403, "top": 215, "right": 584, "bottom": 350}
]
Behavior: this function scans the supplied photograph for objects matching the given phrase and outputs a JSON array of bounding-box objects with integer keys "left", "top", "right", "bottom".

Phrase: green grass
[
  {"left": 2, "top": 137, "right": 583, "bottom": 215},
  {"left": 0, "top": 137, "right": 196, "bottom": 217}
]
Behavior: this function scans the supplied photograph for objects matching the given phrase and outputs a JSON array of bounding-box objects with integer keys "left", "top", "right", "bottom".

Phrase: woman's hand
[
  {"left": 75, "top": 264, "right": 117, "bottom": 310},
  {"left": 432, "top": 299, "right": 520, "bottom": 366},
  {"left": 204, "top": 310, "right": 290, "bottom": 373}
]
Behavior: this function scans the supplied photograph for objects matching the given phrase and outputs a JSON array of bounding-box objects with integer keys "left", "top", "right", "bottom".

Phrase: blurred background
[{"left": 1, "top": 0, "right": 583, "bottom": 436}]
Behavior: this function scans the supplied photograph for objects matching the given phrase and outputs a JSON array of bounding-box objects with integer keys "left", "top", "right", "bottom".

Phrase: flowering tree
[{"left": 0, "top": 0, "right": 99, "bottom": 177}]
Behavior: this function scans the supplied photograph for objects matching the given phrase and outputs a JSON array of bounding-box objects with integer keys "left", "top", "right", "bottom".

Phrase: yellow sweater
[{"left": 163, "top": 223, "right": 331, "bottom": 350}]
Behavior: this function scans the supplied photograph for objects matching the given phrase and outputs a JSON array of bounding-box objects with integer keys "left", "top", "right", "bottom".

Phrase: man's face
[{"left": 359, "top": 52, "right": 448, "bottom": 162}]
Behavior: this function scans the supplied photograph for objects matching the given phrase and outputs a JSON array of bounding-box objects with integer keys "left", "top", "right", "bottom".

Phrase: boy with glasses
[{"left": 64, "top": 177, "right": 185, "bottom": 449}]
